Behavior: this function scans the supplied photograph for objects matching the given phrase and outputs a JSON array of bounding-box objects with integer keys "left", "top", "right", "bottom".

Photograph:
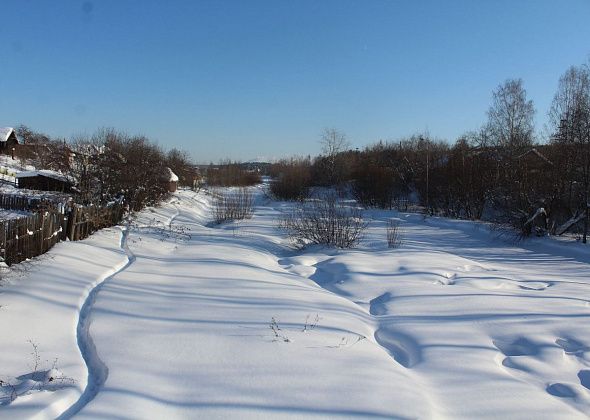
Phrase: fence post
[
  {"left": 39, "top": 213, "right": 45, "bottom": 254},
  {"left": 0, "top": 195, "right": 130, "bottom": 264},
  {"left": 0, "top": 221, "right": 5, "bottom": 265},
  {"left": 67, "top": 206, "right": 76, "bottom": 241}
]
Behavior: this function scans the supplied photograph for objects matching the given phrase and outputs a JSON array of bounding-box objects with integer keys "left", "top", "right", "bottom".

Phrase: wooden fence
[
  {"left": 0, "top": 212, "right": 66, "bottom": 265},
  {"left": 66, "top": 203, "right": 124, "bottom": 242},
  {"left": 0, "top": 194, "right": 124, "bottom": 266},
  {"left": 0, "top": 194, "right": 69, "bottom": 213}
]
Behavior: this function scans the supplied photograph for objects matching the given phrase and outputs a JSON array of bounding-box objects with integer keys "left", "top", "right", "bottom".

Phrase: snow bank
[
  {"left": 0, "top": 188, "right": 589, "bottom": 418},
  {"left": 0, "top": 229, "right": 129, "bottom": 418}
]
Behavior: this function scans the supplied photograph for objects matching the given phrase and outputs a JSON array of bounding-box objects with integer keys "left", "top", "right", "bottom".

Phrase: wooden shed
[
  {"left": 166, "top": 168, "right": 179, "bottom": 192},
  {"left": 0, "top": 127, "right": 20, "bottom": 156},
  {"left": 16, "top": 170, "right": 74, "bottom": 192}
]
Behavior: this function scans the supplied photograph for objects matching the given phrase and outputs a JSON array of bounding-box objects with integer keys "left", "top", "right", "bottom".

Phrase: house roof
[
  {"left": 0, "top": 127, "right": 15, "bottom": 142},
  {"left": 516, "top": 148, "right": 554, "bottom": 166},
  {"left": 16, "top": 170, "right": 73, "bottom": 184}
]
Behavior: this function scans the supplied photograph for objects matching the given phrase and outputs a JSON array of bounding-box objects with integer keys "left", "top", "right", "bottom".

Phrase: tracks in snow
[
  {"left": 279, "top": 256, "right": 423, "bottom": 370},
  {"left": 369, "top": 292, "right": 423, "bottom": 368},
  {"left": 278, "top": 255, "right": 436, "bottom": 416},
  {"left": 58, "top": 200, "right": 181, "bottom": 418},
  {"left": 57, "top": 226, "right": 136, "bottom": 419}
]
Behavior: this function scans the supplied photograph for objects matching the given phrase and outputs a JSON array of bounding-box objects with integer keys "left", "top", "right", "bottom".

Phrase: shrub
[
  {"left": 280, "top": 193, "right": 367, "bottom": 248},
  {"left": 206, "top": 162, "right": 261, "bottom": 187},
  {"left": 212, "top": 188, "right": 254, "bottom": 224},
  {"left": 166, "top": 148, "right": 200, "bottom": 187},
  {"left": 386, "top": 219, "right": 403, "bottom": 248},
  {"left": 270, "top": 158, "right": 312, "bottom": 200},
  {"left": 70, "top": 129, "right": 170, "bottom": 210},
  {"left": 352, "top": 164, "right": 397, "bottom": 208}
]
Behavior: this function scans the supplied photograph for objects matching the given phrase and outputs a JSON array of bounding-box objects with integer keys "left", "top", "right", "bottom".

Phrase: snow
[
  {"left": 166, "top": 167, "right": 179, "bottom": 182},
  {"left": 0, "top": 187, "right": 590, "bottom": 418},
  {"left": 15, "top": 170, "right": 72, "bottom": 183},
  {"left": 0, "top": 156, "right": 75, "bottom": 198},
  {"left": 0, "top": 127, "right": 14, "bottom": 143},
  {"left": 0, "top": 154, "right": 36, "bottom": 173}
]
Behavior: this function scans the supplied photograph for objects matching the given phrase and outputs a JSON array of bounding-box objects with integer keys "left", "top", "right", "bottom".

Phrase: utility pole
[{"left": 425, "top": 137, "right": 430, "bottom": 214}]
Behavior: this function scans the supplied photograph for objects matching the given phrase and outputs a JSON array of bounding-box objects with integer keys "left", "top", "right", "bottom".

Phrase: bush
[
  {"left": 70, "top": 129, "right": 170, "bottom": 210},
  {"left": 206, "top": 162, "right": 261, "bottom": 187},
  {"left": 386, "top": 219, "right": 403, "bottom": 248},
  {"left": 270, "top": 158, "right": 312, "bottom": 200},
  {"left": 166, "top": 148, "right": 200, "bottom": 187},
  {"left": 280, "top": 193, "right": 367, "bottom": 248},
  {"left": 213, "top": 188, "right": 254, "bottom": 224},
  {"left": 352, "top": 164, "right": 397, "bottom": 208}
]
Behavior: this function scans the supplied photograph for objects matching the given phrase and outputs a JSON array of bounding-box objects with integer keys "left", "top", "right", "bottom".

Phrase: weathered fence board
[
  {"left": 67, "top": 204, "right": 123, "bottom": 241},
  {"left": 0, "top": 194, "right": 123, "bottom": 266}
]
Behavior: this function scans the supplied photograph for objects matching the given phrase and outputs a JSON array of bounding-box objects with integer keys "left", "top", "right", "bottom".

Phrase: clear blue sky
[{"left": 1, "top": 1, "right": 589, "bottom": 162}]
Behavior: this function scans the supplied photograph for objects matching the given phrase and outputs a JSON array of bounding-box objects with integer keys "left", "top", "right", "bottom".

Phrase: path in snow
[
  {"left": 69, "top": 189, "right": 427, "bottom": 419},
  {"left": 56, "top": 226, "right": 136, "bottom": 419},
  {"left": 4, "top": 188, "right": 590, "bottom": 418},
  {"left": 58, "top": 199, "right": 181, "bottom": 419}
]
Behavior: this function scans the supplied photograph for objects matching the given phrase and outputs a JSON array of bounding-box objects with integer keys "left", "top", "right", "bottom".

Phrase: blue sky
[{"left": 1, "top": 1, "right": 589, "bottom": 162}]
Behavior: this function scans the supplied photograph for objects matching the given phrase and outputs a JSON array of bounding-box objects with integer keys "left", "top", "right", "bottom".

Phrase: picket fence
[{"left": 0, "top": 194, "right": 124, "bottom": 266}]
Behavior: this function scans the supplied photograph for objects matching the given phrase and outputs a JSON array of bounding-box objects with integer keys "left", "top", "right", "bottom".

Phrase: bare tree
[
  {"left": 549, "top": 65, "right": 590, "bottom": 242},
  {"left": 68, "top": 134, "right": 103, "bottom": 204},
  {"left": 14, "top": 125, "right": 71, "bottom": 172},
  {"left": 321, "top": 128, "right": 349, "bottom": 157},
  {"left": 487, "top": 79, "right": 535, "bottom": 154},
  {"left": 484, "top": 79, "right": 537, "bottom": 228},
  {"left": 319, "top": 128, "right": 350, "bottom": 186}
]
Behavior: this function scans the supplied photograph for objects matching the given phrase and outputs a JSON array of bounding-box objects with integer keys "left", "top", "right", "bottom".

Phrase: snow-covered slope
[{"left": 1, "top": 188, "right": 589, "bottom": 418}]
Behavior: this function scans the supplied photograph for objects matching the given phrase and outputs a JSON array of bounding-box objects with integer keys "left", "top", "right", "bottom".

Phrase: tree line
[
  {"left": 270, "top": 58, "right": 590, "bottom": 241},
  {"left": 14, "top": 127, "right": 199, "bottom": 211}
]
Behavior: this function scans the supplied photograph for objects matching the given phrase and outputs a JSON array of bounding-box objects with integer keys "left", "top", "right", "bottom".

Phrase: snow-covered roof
[
  {"left": 166, "top": 167, "right": 179, "bottom": 182},
  {"left": 16, "top": 170, "right": 72, "bottom": 184},
  {"left": 0, "top": 127, "right": 15, "bottom": 142}
]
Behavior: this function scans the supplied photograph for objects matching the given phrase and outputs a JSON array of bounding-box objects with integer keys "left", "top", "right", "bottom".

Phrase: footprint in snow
[
  {"left": 458, "top": 264, "right": 495, "bottom": 272},
  {"left": 374, "top": 328, "right": 422, "bottom": 368},
  {"left": 578, "top": 370, "right": 590, "bottom": 390},
  {"left": 277, "top": 258, "right": 317, "bottom": 278},
  {"left": 546, "top": 382, "right": 578, "bottom": 399},
  {"left": 517, "top": 281, "right": 551, "bottom": 291},
  {"left": 556, "top": 338, "right": 588, "bottom": 356},
  {"left": 434, "top": 272, "right": 456, "bottom": 286},
  {"left": 465, "top": 279, "right": 549, "bottom": 292},
  {"left": 369, "top": 292, "right": 393, "bottom": 316},
  {"left": 493, "top": 336, "right": 540, "bottom": 357}
]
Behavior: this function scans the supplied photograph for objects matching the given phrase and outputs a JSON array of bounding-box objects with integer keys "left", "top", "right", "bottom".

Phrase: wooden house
[
  {"left": 0, "top": 127, "right": 20, "bottom": 156},
  {"left": 515, "top": 148, "right": 554, "bottom": 174},
  {"left": 16, "top": 170, "right": 74, "bottom": 192}
]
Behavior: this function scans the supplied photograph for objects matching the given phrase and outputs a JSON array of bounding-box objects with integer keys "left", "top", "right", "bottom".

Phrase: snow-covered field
[{"left": 1, "top": 186, "right": 590, "bottom": 419}]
